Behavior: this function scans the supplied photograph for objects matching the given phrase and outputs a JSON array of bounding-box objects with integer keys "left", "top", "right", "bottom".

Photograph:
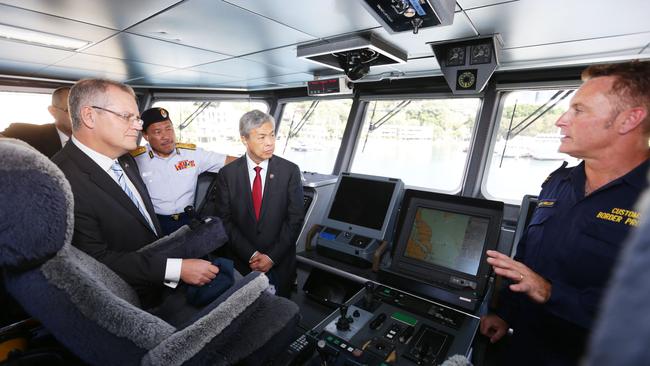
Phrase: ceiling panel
[
  {"left": 499, "top": 32, "right": 650, "bottom": 69},
  {"left": 388, "top": 57, "right": 442, "bottom": 76},
  {"left": 219, "top": 79, "right": 281, "bottom": 90},
  {"left": 83, "top": 33, "right": 230, "bottom": 69},
  {"left": 457, "top": 0, "right": 518, "bottom": 10},
  {"left": 128, "top": 0, "right": 316, "bottom": 57},
  {"left": 191, "top": 58, "right": 296, "bottom": 80},
  {"left": 0, "top": 58, "right": 48, "bottom": 77},
  {"left": 35, "top": 65, "right": 131, "bottom": 83},
  {"left": 243, "top": 46, "right": 329, "bottom": 74},
  {"left": 0, "top": 39, "right": 74, "bottom": 66},
  {"left": 130, "top": 69, "right": 240, "bottom": 88},
  {"left": 224, "top": 0, "right": 381, "bottom": 38},
  {"left": 50, "top": 53, "right": 174, "bottom": 79},
  {"left": 0, "top": 0, "right": 181, "bottom": 30},
  {"left": 467, "top": 0, "right": 650, "bottom": 49},
  {"left": 0, "top": 4, "right": 118, "bottom": 45},
  {"left": 238, "top": 72, "right": 315, "bottom": 88}
]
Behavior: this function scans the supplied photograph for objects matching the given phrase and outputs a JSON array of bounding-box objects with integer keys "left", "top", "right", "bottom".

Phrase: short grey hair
[
  {"left": 69, "top": 78, "right": 136, "bottom": 131},
  {"left": 239, "top": 109, "right": 275, "bottom": 137},
  {"left": 51, "top": 86, "right": 70, "bottom": 106}
]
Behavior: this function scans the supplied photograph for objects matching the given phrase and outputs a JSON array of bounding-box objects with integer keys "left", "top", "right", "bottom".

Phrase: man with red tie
[{"left": 215, "top": 110, "right": 304, "bottom": 297}]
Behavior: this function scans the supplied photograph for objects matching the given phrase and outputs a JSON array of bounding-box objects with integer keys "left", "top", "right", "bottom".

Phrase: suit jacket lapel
[
  {"left": 44, "top": 124, "right": 63, "bottom": 149},
  {"left": 238, "top": 157, "right": 257, "bottom": 222},
  {"left": 43, "top": 123, "right": 63, "bottom": 157},
  {"left": 66, "top": 143, "right": 157, "bottom": 235}
]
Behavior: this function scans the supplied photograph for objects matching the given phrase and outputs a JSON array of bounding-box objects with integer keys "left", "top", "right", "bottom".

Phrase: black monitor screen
[
  {"left": 327, "top": 176, "right": 397, "bottom": 230},
  {"left": 403, "top": 206, "right": 489, "bottom": 276}
]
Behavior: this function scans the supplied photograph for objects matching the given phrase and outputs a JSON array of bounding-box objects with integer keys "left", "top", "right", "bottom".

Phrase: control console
[{"left": 290, "top": 282, "right": 479, "bottom": 365}]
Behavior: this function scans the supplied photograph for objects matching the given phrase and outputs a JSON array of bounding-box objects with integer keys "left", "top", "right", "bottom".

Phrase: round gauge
[
  {"left": 470, "top": 43, "right": 492, "bottom": 65},
  {"left": 403, "top": 7, "right": 416, "bottom": 18},
  {"left": 458, "top": 71, "right": 476, "bottom": 89},
  {"left": 446, "top": 46, "right": 466, "bottom": 67}
]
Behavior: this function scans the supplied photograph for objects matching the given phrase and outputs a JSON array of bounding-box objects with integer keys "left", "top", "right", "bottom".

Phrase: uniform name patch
[
  {"left": 175, "top": 160, "right": 196, "bottom": 171},
  {"left": 537, "top": 200, "right": 556, "bottom": 208},
  {"left": 596, "top": 208, "right": 640, "bottom": 226}
]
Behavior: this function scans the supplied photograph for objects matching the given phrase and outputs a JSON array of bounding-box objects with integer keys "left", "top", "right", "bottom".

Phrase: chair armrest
[
  {"left": 143, "top": 272, "right": 274, "bottom": 366},
  {"left": 138, "top": 217, "right": 228, "bottom": 259}
]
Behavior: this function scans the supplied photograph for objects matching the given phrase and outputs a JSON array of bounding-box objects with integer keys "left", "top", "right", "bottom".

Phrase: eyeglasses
[
  {"left": 52, "top": 105, "right": 68, "bottom": 113},
  {"left": 91, "top": 106, "right": 143, "bottom": 126}
]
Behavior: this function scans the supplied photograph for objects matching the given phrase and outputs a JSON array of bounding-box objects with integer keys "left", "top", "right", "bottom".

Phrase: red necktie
[{"left": 252, "top": 166, "right": 262, "bottom": 220}]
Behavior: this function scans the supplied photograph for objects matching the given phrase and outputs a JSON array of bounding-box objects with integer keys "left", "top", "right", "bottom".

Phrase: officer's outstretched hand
[
  {"left": 480, "top": 314, "right": 509, "bottom": 343},
  {"left": 180, "top": 258, "right": 219, "bottom": 286},
  {"left": 486, "top": 250, "right": 552, "bottom": 304}
]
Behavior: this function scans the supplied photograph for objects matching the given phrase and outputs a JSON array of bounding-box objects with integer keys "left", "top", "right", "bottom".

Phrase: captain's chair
[{"left": 0, "top": 138, "right": 298, "bottom": 365}]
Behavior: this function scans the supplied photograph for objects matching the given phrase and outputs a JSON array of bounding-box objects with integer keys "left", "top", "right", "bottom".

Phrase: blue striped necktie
[{"left": 111, "top": 161, "right": 156, "bottom": 233}]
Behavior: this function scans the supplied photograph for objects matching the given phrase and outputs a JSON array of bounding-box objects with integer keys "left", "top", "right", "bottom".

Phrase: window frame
[
  {"left": 148, "top": 95, "right": 270, "bottom": 155},
  {"left": 275, "top": 95, "right": 355, "bottom": 174},
  {"left": 351, "top": 93, "right": 484, "bottom": 194},
  {"left": 480, "top": 80, "right": 581, "bottom": 204}
]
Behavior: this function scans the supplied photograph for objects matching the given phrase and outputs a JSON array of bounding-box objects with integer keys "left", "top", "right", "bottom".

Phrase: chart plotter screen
[{"left": 403, "top": 206, "right": 489, "bottom": 276}]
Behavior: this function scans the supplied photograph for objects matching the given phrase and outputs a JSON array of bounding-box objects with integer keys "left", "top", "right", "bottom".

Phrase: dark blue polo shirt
[{"left": 496, "top": 158, "right": 649, "bottom": 366}]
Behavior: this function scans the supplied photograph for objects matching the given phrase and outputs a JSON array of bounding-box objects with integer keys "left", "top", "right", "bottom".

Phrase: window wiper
[
  {"left": 282, "top": 100, "right": 319, "bottom": 154},
  {"left": 179, "top": 101, "right": 213, "bottom": 130},
  {"left": 361, "top": 100, "right": 411, "bottom": 152},
  {"left": 509, "top": 90, "right": 573, "bottom": 137},
  {"left": 498, "top": 90, "right": 573, "bottom": 167}
]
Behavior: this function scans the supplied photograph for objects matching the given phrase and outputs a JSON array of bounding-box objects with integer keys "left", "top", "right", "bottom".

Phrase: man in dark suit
[
  {"left": 215, "top": 110, "right": 304, "bottom": 298},
  {"left": 52, "top": 78, "right": 219, "bottom": 308},
  {"left": 2, "top": 86, "right": 72, "bottom": 158}
]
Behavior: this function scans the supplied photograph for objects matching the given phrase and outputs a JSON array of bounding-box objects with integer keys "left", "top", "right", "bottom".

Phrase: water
[{"left": 279, "top": 139, "right": 575, "bottom": 204}]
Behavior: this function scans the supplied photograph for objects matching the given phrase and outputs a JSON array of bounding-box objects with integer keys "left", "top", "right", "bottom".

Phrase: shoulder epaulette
[
  {"left": 542, "top": 161, "right": 570, "bottom": 186},
  {"left": 176, "top": 142, "right": 196, "bottom": 150},
  {"left": 129, "top": 146, "right": 147, "bottom": 157}
]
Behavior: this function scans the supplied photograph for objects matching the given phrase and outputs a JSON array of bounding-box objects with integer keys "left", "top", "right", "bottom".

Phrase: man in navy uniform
[
  {"left": 480, "top": 60, "right": 650, "bottom": 365},
  {"left": 2, "top": 86, "right": 71, "bottom": 158},
  {"left": 132, "top": 107, "right": 236, "bottom": 235},
  {"left": 215, "top": 110, "right": 304, "bottom": 298}
]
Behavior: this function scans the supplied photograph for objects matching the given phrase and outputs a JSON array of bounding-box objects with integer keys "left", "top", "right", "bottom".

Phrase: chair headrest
[{"left": 0, "top": 138, "right": 73, "bottom": 269}]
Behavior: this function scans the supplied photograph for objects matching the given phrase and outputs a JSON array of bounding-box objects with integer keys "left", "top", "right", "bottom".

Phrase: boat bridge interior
[{"left": 0, "top": 0, "right": 649, "bottom": 365}]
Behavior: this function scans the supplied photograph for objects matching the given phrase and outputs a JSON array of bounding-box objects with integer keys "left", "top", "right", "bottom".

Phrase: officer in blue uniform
[
  {"left": 132, "top": 107, "right": 236, "bottom": 235},
  {"left": 480, "top": 60, "right": 650, "bottom": 366}
]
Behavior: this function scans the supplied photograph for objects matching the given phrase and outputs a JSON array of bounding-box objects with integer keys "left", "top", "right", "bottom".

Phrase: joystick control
[
  {"left": 335, "top": 305, "right": 352, "bottom": 331},
  {"left": 363, "top": 282, "right": 375, "bottom": 309}
]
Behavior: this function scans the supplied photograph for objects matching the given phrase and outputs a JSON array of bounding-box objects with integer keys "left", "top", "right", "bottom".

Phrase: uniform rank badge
[
  {"left": 537, "top": 199, "right": 555, "bottom": 208},
  {"left": 175, "top": 160, "right": 196, "bottom": 171}
]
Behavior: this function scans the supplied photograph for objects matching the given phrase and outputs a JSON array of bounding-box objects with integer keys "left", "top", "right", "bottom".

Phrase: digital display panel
[
  {"left": 327, "top": 176, "right": 397, "bottom": 230},
  {"left": 403, "top": 206, "right": 489, "bottom": 276}
]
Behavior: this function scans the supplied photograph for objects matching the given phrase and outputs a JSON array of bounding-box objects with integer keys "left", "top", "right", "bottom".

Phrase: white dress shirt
[{"left": 246, "top": 153, "right": 269, "bottom": 194}]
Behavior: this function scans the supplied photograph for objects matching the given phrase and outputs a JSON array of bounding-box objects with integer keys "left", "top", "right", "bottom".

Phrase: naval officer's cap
[{"left": 141, "top": 107, "right": 171, "bottom": 131}]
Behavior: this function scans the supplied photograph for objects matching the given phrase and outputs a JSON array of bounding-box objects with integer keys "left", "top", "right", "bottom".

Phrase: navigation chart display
[{"left": 404, "top": 207, "right": 489, "bottom": 276}]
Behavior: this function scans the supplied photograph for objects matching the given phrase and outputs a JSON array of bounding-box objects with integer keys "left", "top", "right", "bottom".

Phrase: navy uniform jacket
[{"left": 497, "top": 158, "right": 649, "bottom": 366}]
